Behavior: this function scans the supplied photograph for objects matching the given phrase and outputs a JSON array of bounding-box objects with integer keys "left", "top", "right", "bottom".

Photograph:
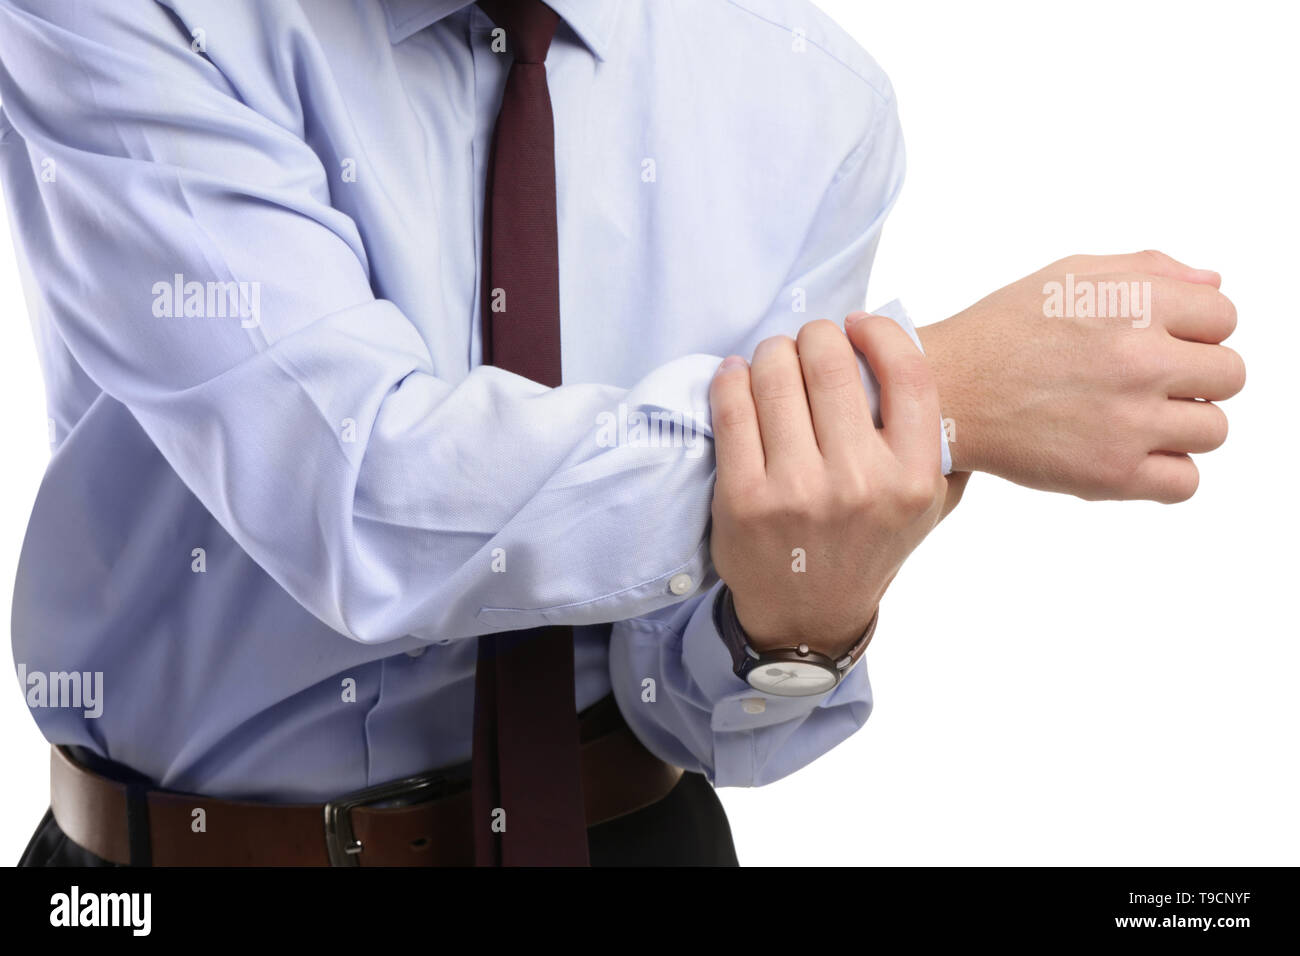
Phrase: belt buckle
[{"left": 322, "top": 769, "right": 461, "bottom": 867}]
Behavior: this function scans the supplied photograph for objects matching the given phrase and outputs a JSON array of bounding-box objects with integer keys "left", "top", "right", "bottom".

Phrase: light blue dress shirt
[{"left": 0, "top": 0, "right": 949, "bottom": 801}]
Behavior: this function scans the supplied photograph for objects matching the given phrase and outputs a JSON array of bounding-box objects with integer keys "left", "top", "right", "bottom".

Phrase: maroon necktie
[{"left": 471, "top": 0, "right": 589, "bottom": 867}]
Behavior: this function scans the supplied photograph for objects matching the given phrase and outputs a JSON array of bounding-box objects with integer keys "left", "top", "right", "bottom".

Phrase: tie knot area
[{"left": 478, "top": 0, "right": 560, "bottom": 64}]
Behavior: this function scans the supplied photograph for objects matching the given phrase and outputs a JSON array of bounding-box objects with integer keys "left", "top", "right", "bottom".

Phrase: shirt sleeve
[
  {"left": 0, "top": 0, "right": 733, "bottom": 646},
  {"left": 610, "top": 83, "right": 940, "bottom": 786}
]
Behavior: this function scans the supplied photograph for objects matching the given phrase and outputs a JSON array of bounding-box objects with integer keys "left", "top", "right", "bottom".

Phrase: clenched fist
[
  {"left": 919, "top": 250, "right": 1245, "bottom": 502},
  {"left": 708, "top": 317, "right": 966, "bottom": 658}
]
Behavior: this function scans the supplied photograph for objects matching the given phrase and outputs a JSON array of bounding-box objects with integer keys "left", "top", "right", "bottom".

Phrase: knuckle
[
  {"left": 830, "top": 467, "right": 872, "bottom": 509},
  {"left": 797, "top": 318, "right": 842, "bottom": 342},
  {"left": 798, "top": 323, "right": 857, "bottom": 388},
  {"left": 1220, "top": 346, "right": 1247, "bottom": 395},
  {"left": 750, "top": 374, "right": 804, "bottom": 403},
  {"left": 713, "top": 398, "right": 754, "bottom": 432},
  {"left": 725, "top": 493, "right": 766, "bottom": 525},
  {"left": 893, "top": 472, "right": 940, "bottom": 514},
  {"left": 1158, "top": 461, "right": 1200, "bottom": 503},
  {"left": 885, "top": 353, "right": 935, "bottom": 393},
  {"left": 780, "top": 475, "right": 820, "bottom": 514},
  {"left": 755, "top": 334, "right": 798, "bottom": 361},
  {"left": 1203, "top": 403, "right": 1230, "bottom": 450},
  {"left": 1208, "top": 291, "right": 1238, "bottom": 336},
  {"left": 805, "top": 352, "right": 859, "bottom": 391},
  {"left": 754, "top": 471, "right": 815, "bottom": 519},
  {"left": 772, "top": 493, "right": 813, "bottom": 523},
  {"left": 1136, "top": 249, "right": 1170, "bottom": 269}
]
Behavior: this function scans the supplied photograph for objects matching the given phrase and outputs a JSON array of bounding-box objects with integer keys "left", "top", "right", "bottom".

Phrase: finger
[
  {"left": 795, "top": 319, "right": 876, "bottom": 465},
  {"left": 709, "top": 356, "right": 765, "bottom": 497},
  {"left": 1149, "top": 278, "right": 1237, "bottom": 343},
  {"left": 1052, "top": 273, "right": 1234, "bottom": 341},
  {"left": 1164, "top": 340, "right": 1247, "bottom": 400},
  {"left": 1060, "top": 250, "right": 1221, "bottom": 288},
  {"left": 1154, "top": 398, "right": 1229, "bottom": 454},
  {"left": 845, "top": 314, "right": 940, "bottom": 474},
  {"left": 1130, "top": 452, "right": 1200, "bottom": 504},
  {"left": 748, "top": 335, "right": 819, "bottom": 477}
]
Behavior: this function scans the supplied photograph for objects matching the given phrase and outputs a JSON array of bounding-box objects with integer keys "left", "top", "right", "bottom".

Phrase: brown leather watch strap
[{"left": 50, "top": 697, "right": 683, "bottom": 866}]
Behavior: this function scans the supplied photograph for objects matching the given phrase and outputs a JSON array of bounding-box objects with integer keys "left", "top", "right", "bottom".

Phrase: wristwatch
[{"left": 713, "top": 585, "right": 878, "bottom": 698}]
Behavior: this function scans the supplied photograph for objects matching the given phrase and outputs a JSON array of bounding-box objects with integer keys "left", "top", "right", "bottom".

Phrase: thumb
[{"left": 844, "top": 312, "right": 940, "bottom": 473}]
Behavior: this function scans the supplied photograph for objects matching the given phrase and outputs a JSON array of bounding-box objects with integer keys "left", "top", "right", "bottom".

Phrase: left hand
[{"left": 709, "top": 317, "right": 963, "bottom": 656}]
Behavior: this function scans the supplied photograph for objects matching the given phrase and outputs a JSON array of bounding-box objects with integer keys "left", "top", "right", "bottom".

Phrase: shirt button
[
  {"left": 668, "top": 573, "right": 694, "bottom": 596},
  {"left": 741, "top": 698, "right": 766, "bottom": 715},
  {"left": 406, "top": 647, "right": 426, "bottom": 658}
]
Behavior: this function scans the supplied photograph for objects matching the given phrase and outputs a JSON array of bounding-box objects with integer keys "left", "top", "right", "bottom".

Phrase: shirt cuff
[
  {"left": 858, "top": 298, "right": 953, "bottom": 476},
  {"left": 681, "top": 581, "right": 868, "bottom": 786}
]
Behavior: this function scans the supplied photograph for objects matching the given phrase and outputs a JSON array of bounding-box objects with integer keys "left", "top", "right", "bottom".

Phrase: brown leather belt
[{"left": 49, "top": 696, "right": 683, "bottom": 866}]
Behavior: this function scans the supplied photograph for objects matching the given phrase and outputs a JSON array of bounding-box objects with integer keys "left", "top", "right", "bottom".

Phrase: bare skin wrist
[
  {"left": 731, "top": 591, "right": 880, "bottom": 660},
  {"left": 918, "top": 318, "right": 985, "bottom": 474}
]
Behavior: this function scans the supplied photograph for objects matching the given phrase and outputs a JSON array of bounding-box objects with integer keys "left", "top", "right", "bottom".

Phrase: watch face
[{"left": 747, "top": 660, "right": 837, "bottom": 697}]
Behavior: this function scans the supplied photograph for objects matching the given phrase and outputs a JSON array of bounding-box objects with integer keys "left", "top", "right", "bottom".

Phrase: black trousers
[{"left": 18, "top": 768, "right": 739, "bottom": 868}]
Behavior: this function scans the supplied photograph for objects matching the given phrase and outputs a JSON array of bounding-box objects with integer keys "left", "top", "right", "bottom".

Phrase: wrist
[
  {"left": 729, "top": 589, "right": 878, "bottom": 660},
  {"left": 717, "top": 586, "right": 878, "bottom": 699},
  {"left": 917, "top": 319, "right": 982, "bottom": 474}
]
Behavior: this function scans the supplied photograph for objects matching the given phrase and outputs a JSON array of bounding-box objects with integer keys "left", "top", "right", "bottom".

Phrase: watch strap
[{"left": 713, "top": 585, "right": 879, "bottom": 681}]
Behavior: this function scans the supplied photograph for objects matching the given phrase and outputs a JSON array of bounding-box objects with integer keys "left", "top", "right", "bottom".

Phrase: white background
[{"left": 1, "top": 0, "right": 1296, "bottom": 865}]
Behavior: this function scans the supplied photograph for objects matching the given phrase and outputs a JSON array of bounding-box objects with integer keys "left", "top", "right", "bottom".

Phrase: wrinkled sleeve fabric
[
  {"left": 0, "top": 0, "right": 736, "bottom": 645},
  {"left": 0, "top": 0, "right": 947, "bottom": 789},
  {"left": 611, "top": 87, "right": 945, "bottom": 787}
]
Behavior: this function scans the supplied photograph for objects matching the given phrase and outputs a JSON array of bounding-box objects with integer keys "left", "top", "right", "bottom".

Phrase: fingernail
[
  {"left": 844, "top": 312, "right": 869, "bottom": 328},
  {"left": 717, "top": 355, "right": 746, "bottom": 372}
]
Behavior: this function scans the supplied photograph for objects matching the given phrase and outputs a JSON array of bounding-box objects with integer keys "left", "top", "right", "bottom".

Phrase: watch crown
[{"left": 796, "top": 643, "right": 809, "bottom": 656}]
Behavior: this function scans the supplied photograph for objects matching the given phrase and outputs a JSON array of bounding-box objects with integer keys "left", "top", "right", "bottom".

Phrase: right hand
[{"left": 918, "top": 250, "right": 1246, "bottom": 502}]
